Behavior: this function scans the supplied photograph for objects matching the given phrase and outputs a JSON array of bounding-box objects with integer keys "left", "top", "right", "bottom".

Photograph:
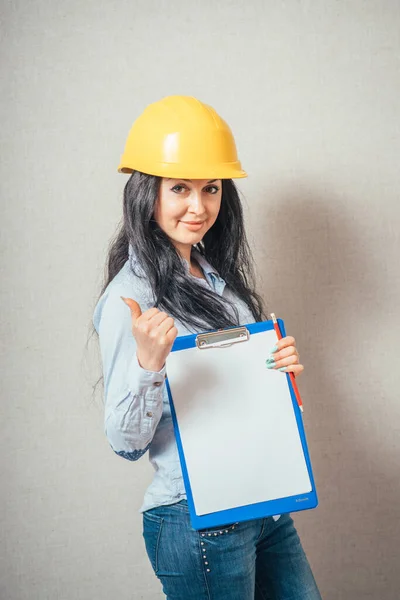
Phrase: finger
[
  {"left": 147, "top": 315, "right": 175, "bottom": 344},
  {"left": 271, "top": 346, "right": 299, "bottom": 363},
  {"left": 147, "top": 311, "right": 171, "bottom": 328},
  {"left": 272, "top": 354, "right": 301, "bottom": 369},
  {"left": 266, "top": 352, "right": 300, "bottom": 370},
  {"left": 274, "top": 336, "right": 296, "bottom": 352},
  {"left": 155, "top": 322, "right": 178, "bottom": 347},
  {"left": 157, "top": 317, "right": 176, "bottom": 336},
  {"left": 278, "top": 364, "right": 304, "bottom": 376},
  {"left": 166, "top": 326, "right": 179, "bottom": 344},
  {"left": 120, "top": 296, "right": 142, "bottom": 321},
  {"left": 140, "top": 307, "right": 161, "bottom": 321}
]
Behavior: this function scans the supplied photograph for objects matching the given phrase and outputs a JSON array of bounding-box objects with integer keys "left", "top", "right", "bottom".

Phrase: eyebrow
[{"left": 166, "top": 178, "right": 218, "bottom": 184}]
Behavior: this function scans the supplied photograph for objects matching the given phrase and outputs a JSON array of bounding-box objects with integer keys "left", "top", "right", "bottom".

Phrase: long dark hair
[
  {"left": 86, "top": 171, "right": 267, "bottom": 394},
  {"left": 93, "top": 171, "right": 266, "bottom": 331}
]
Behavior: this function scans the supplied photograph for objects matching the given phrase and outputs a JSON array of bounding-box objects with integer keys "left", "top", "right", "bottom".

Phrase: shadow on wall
[{"left": 254, "top": 180, "right": 399, "bottom": 600}]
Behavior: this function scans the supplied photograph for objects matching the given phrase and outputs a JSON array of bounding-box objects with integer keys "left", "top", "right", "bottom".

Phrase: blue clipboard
[{"left": 165, "top": 318, "right": 318, "bottom": 530}]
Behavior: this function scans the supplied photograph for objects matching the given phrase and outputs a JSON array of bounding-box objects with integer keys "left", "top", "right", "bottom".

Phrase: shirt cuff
[{"left": 126, "top": 352, "right": 166, "bottom": 395}]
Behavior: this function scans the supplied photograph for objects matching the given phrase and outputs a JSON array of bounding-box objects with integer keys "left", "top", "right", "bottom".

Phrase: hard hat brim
[{"left": 117, "top": 162, "right": 248, "bottom": 179}]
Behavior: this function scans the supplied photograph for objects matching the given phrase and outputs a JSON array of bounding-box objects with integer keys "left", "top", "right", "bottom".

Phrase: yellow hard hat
[{"left": 117, "top": 95, "right": 247, "bottom": 179}]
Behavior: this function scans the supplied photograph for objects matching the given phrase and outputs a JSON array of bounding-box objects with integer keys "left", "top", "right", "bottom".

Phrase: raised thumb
[{"left": 120, "top": 296, "right": 142, "bottom": 320}]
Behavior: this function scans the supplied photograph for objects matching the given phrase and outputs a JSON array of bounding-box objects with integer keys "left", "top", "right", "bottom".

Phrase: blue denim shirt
[{"left": 93, "top": 245, "right": 280, "bottom": 521}]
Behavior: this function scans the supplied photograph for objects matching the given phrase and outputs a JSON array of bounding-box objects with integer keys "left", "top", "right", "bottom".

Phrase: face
[{"left": 154, "top": 178, "right": 222, "bottom": 256}]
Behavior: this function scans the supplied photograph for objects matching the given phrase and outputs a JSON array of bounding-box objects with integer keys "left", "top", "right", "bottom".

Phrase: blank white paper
[{"left": 166, "top": 327, "right": 312, "bottom": 516}]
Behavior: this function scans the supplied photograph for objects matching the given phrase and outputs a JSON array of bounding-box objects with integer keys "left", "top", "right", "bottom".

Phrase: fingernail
[
  {"left": 278, "top": 367, "right": 287, "bottom": 372},
  {"left": 269, "top": 345, "right": 278, "bottom": 354},
  {"left": 266, "top": 361, "right": 276, "bottom": 369},
  {"left": 266, "top": 355, "right": 275, "bottom": 363}
]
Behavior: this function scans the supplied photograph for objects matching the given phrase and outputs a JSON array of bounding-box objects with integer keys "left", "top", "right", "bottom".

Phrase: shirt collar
[
  {"left": 128, "top": 243, "right": 146, "bottom": 276},
  {"left": 191, "top": 248, "right": 220, "bottom": 277}
]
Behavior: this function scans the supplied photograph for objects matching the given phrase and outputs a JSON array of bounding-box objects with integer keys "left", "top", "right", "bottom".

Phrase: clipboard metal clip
[{"left": 196, "top": 326, "right": 250, "bottom": 350}]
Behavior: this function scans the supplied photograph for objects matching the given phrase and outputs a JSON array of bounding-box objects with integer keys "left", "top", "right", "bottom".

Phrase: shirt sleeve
[{"left": 93, "top": 283, "right": 166, "bottom": 461}]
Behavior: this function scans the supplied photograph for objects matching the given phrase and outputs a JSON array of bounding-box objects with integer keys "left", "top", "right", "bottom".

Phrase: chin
[{"left": 181, "top": 234, "right": 204, "bottom": 245}]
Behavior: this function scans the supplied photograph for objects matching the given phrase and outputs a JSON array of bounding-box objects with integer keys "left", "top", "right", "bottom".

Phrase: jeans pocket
[
  {"left": 142, "top": 511, "right": 164, "bottom": 575},
  {"left": 198, "top": 521, "right": 240, "bottom": 536}
]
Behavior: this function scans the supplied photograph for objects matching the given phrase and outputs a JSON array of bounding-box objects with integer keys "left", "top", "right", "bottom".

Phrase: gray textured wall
[{"left": 1, "top": 1, "right": 399, "bottom": 599}]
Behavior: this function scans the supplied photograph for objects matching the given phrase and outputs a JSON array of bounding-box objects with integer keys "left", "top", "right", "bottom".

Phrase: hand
[
  {"left": 120, "top": 297, "right": 178, "bottom": 372},
  {"left": 266, "top": 336, "right": 304, "bottom": 376}
]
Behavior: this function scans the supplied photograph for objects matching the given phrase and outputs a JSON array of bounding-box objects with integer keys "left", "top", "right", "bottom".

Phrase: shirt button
[
  {"left": 153, "top": 381, "right": 162, "bottom": 387},
  {"left": 146, "top": 411, "right": 153, "bottom": 418}
]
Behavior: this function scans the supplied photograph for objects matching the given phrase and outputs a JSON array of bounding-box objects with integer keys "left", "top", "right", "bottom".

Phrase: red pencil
[{"left": 270, "top": 313, "right": 304, "bottom": 413}]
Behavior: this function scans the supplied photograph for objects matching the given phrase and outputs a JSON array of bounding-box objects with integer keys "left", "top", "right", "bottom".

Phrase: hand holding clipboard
[{"left": 269, "top": 313, "right": 304, "bottom": 413}]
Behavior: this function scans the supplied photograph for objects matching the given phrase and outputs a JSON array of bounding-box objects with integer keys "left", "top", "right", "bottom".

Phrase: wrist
[{"left": 136, "top": 353, "right": 164, "bottom": 373}]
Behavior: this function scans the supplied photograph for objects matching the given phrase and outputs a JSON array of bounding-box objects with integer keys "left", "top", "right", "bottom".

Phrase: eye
[
  {"left": 204, "top": 185, "right": 220, "bottom": 194},
  {"left": 171, "top": 184, "right": 188, "bottom": 193}
]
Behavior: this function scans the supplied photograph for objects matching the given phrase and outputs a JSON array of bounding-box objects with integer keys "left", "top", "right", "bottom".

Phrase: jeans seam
[
  {"left": 154, "top": 517, "right": 164, "bottom": 574},
  {"left": 197, "top": 535, "right": 212, "bottom": 600},
  {"left": 256, "top": 518, "right": 266, "bottom": 542},
  {"left": 255, "top": 578, "right": 269, "bottom": 600}
]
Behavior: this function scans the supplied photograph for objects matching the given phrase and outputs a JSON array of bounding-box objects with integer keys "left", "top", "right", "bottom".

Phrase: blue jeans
[{"left": 142, "top": 499, "right": 322, "bottom": 599}]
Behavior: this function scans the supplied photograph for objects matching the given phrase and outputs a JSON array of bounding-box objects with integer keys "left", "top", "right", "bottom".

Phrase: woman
[{"left": 92, "top": 96, "right": 321, "bottom": 599}]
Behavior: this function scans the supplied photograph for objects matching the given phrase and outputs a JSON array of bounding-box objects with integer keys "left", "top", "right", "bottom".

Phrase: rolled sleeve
[
  {"left": 127, "top": 352, "right": 166, "bottom": 394},
  {"left": 94, "top": 283, "right": 166, "bottom": 459}
]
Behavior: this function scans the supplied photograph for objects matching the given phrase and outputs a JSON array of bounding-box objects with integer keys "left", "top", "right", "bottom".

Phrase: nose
[{"left": 188, "top": 190, "right": 206, "bottom": 215}]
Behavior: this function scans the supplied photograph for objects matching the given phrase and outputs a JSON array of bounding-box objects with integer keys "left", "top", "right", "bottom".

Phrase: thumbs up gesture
[{"left": 120, "top": 297, "right": 178, "bottom": 372}]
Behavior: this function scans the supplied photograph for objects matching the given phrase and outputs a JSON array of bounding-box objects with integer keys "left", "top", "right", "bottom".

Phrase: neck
[
  {"left": 174, "top": 242, "right": 193, "bottom": 268},
  {"left": 173, "top": 242, "right": 205, "bottom": 279}
]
